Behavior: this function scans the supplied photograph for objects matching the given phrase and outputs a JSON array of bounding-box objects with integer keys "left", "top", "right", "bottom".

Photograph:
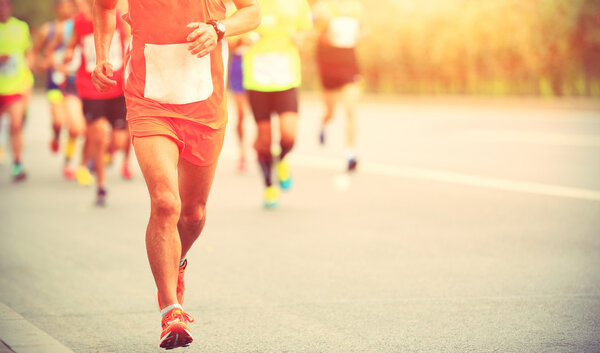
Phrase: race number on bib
[
  {"left": 0, "top": 55, "right": 18, "bottom": 76},
  {"left": 251, "top": 53, "right": 293, "bottom": 87},
  {"left": 327, "top": 17, "right": 359, "bottom": 48},
  {"left": 143, "top": 43, "right": 214, "bottom": 105},
  {"left": 82, "top": 33, "right": 123, "bottom": 73}
]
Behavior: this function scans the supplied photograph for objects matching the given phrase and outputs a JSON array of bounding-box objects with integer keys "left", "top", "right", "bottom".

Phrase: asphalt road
[{"left": 0, "top": 93, "right": 599, "bottom": 353}]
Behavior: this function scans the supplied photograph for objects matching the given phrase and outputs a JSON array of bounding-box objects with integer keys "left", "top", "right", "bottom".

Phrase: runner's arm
[
  {"left": 91, "top": 0, "right": 119, "bottom": 92},
  {"left": 32, "top": 24, "right": 50, "bottom": 72},
  {"left": 186, "top": 0, "right": 260, "bottom": 58}
]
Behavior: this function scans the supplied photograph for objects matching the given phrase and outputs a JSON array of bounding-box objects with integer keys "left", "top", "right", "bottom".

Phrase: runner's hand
[
  {"left": 92, "top": 61, "right": 117, "bottom": 93},
  {"left": 186, "top": 22, "right": 218, "bottom": 58}
]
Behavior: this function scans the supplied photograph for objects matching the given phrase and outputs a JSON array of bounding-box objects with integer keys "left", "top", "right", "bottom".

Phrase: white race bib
[
  {"left": 67, "top": 46, "right": 82, "bottom": 75},
  {"left": 51, "top": 48, "right": 67, "bottom": 84},
  {"left": 143, "top": 43, "right": 214, "bottom": 105},
  {"left": 0, "top": 55, "right": 18, "bottom": 76},
  {"left": 82, "top": 33, "right": 123, "bottom": 73},
  {"left": 327, "top": 17, "right": 359, "bottom": 48},
  {"left": 251, "top": 53, "right": 293, "bottom": 87}
]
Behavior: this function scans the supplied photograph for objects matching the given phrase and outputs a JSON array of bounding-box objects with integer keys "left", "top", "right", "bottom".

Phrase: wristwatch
[{"left": 207, "top": 20, "right": 226, "bottom": 41}]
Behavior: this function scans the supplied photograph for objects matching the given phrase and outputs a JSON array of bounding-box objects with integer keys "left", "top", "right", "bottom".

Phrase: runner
[
  {"left": 243, "top": 0, "right": 313, "bottom": 207},
  {"left": 228, "top": 35, "right": 249, "bottom": 172},
  {"left": 0, "top": 0, "right": 34, "bottom": 181},
  {"left": 33, "top": 0, "right": 73, "bottom": 155},
  {"left": 226, "top": 1, "right": 253, "bottom": 172},
  {"left": 92, "top": 0, "right": 259, "bottom": 349},
  {"left": 65, "top": 0, "right": 127, "bottom": 204},
  {"left": 35, "top": 0, "right": 87, "bottom": 180},
  {"left": 313, "top": 0, "right": 364, "bottom": 172}
]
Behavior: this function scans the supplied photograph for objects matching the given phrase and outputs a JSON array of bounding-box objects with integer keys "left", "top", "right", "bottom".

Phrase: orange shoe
[
  {"left": 158, "top": 259, "right": 187, "bottom": 308},
  {"left": 121, "top": 162, "right": 133, "bottom": 180},
  {"left": 159, "top": 308, "right": 194, "bottom": 350}
]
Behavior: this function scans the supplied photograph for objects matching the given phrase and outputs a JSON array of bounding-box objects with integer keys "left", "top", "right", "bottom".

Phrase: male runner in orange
[{"left": 93, "top": 0, "right": 260, "bottom": 349}]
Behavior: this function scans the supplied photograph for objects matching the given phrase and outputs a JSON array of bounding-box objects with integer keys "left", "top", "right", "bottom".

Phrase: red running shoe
[{"left": 159, "top": 308, "right": 194, "bottom": 350}]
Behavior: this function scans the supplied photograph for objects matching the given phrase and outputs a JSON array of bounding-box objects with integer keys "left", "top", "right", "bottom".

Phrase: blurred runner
[
  {"left": 313, "top": 0, "right": 364, "bottom": 171},
  {"left": 226, "top": 1, "right": 252, "bottom": 173},
  {"left": 243, "top": 0, "right": 312, "bottom": 208},
  {"left": 35, "top": 0, "right": 86, "bottom": 180},
  {"left": 65, "top": 0, "right": 127, "bottom": 204},
  {"left": 0, "top": 0, "right": 34, "bottom": 181},
  {"left": 92, "top": 0, "right": 259, "bottom": 349}
]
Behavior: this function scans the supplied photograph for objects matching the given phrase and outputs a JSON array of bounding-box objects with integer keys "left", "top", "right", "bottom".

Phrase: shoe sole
[{"left": 160, "top": 324, "right": 193, "bottom": 350}]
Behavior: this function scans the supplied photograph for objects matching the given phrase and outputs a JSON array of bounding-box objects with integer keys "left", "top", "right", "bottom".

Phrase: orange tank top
[{"left": 124, "top": 0, "right": 228, "bottom": 129}]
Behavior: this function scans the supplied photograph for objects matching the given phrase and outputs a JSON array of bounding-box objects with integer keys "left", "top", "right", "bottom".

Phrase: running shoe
[
  {"left": 63, "top": 165, "right": 76, "bottom": 180},
  {"left": 159, "top": 308, "right": 194, "bottom": 350},
  {"left": 96, "top": 187, "right": 107, "bottom": 207},
  {"left": 64, "top": 138, "right": 76, "bottom": 160},
  {"left": 11, "top": 163, "right": 26, "bottom": 182},
  {"left": 121, "top": 162, "right": 133, "bottom": 180},
  {"left": 277, "top": 158, "right": 292, "bottom": 190},
  {"left": 347, "top": 158, "right": 358, "bottom": 172},
  {"left": 75, "top": 166, "right": 94, "bottom": 186},
  {"left": 319, "top": 129, "right": 326, "bottom": 145},
  {"left": 105, "top": 152, "right": 113, "bottom": 166},
  {"left": 263, "top": 186, "right": 279, "bottom": 208},
  {"left": 158, "top": 259, "right": 187, "bottom": 308},
  {"left": 50, "top": 139, "right": 59, "bottom": 154},
  {"left": 237, "top": 156, "right": 246, "bottom": 173}
]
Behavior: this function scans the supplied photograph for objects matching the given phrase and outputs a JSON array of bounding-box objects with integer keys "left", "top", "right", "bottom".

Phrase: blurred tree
[{"left": 11, "top": 0, "right": 599, "bottom": 96}]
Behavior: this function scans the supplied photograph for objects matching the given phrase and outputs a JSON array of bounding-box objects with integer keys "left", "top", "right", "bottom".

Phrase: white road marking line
[
  {"left": 0, "top": 303, "right": 75, "bottom": 353},
  {"left": 458, "top": 130, "right": 600, "bottom": 147},
  {"left": 290, "top": 154, "right": 600, "bottom": 202}
]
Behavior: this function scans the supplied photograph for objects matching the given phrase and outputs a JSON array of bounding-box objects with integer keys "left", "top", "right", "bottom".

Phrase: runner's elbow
[{"left": 248, "top": 6, "right": 261, "bottom": 31}]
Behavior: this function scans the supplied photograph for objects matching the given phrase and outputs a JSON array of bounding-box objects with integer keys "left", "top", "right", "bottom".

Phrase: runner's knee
[
  {"left": 179, "top": 205, "right": 206, "bottom": 227},
  {"left": 151, "top": 191, "right": 181, "bottom": 221},
  {"left": 280, "top": 136, "right": 295, "bottom": 152}
]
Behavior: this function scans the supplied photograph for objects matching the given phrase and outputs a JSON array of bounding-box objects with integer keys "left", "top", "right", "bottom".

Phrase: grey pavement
[{"left": 0, "top": 93, "right": 599, "bottom": 353}]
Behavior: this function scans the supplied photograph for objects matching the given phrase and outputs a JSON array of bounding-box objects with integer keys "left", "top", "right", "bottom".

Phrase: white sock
[
  {"left": 179, "top": 258, "right": 186, "bottom": 267},
  {"left": 161, "top": 303, "right": 183, "bottom": 317},
  {"left": 345, "top": 149, "right": 356, "bottom": 160}
]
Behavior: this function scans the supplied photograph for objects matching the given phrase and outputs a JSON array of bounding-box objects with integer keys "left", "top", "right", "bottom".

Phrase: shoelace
[
  {"left": 163, "top": 311, "right": 195, "bottom": 329},
  {"left": 181, "top": 312, "right": 194, "bottom": 324}
]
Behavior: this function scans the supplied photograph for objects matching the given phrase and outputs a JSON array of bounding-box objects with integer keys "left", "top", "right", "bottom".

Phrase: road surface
[{"left": 1, "top": 93, "right": 599, "bottom": 352}]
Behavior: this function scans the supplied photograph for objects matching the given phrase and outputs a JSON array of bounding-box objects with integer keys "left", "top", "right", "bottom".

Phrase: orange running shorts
[{"left": 128, "top": 116, "right": 225, "bottom": 167}]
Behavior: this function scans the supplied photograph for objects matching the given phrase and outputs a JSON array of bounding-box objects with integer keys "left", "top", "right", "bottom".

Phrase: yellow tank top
[{"left": 0, "top": 17, "right": 34, "bottom": 95}]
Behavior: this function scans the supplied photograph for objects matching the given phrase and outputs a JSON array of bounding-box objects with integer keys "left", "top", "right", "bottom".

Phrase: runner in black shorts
[
  {"left": 313, "top": 0, "right": 364, "bottom": 172},
  {"left": 243, "top": 0, "right": 313, "bottom": 208},
  {"left": 64, "top": 0, "right": 128, "bottom": 205}
]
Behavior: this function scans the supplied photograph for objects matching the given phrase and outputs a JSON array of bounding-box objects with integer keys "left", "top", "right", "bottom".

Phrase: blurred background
[{"left": 13, "top": 0, "right": 600, "bottom": 97}]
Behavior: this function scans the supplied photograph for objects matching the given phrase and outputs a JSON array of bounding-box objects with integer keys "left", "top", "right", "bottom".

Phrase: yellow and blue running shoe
[
  {"left": 277, "top": 158, "right": 292, "bottom": 190},
  {"left": 263, "top": 186, "right": 279, "bottom": 209}
]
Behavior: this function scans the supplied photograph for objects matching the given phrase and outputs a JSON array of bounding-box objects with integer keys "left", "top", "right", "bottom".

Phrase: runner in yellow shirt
[
  {"left": 0, "top": 0, "right": 34, "bottom": 181},
  {"left": 243, "top": 0, "right": 312, "bottom": 207}
]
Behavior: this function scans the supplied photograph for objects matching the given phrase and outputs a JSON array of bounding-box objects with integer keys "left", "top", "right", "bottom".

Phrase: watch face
[{"left": 217, "top": 22, "right": 226, "bottom": 33}]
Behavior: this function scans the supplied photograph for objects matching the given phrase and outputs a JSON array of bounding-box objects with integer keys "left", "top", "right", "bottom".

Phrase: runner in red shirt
[
  {"left": 65, "top": 0, "right": 127, "bottom": 205},
  {"left": 92, "top": 0, "right": 260, "bottom": 349}
]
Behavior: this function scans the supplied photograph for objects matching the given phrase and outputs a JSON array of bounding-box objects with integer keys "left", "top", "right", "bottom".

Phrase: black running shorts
[
  {"left": 247, "top": 88, "right": 299, "bottom": 123},
  {"left": 317, "top": 44, "right": 361, "bottom": 90},
  {"left": 82, "top": 95, "right": 127, "bottom": 130}
]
